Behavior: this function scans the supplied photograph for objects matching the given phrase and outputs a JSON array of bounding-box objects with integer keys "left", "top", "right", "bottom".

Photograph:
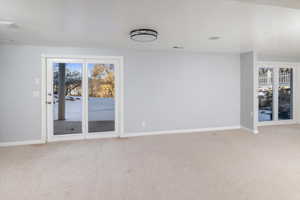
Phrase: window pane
[
  {"left": 53, "top": 63, "right": 83, "bottom": 135},
  {"left": 278, "top": 68, "right": 293, "bottom": 120},
  {"left": 258, "top": 68, "right": 273, "bottom": 122},
  {"left": 88, "top": 64, "right": 115, "bottom": 133}
]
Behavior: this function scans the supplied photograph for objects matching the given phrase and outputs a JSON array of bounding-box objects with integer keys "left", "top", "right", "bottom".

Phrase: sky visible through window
[{"left": 53, "top": 63, "right": 82, "bottom": 72}]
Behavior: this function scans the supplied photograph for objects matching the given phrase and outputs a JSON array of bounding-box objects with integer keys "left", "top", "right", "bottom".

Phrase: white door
[
  {"left": 257, "top": 62, "right": 296, "bottom": 125},
  {"left": 45, "top": 56, "right": 123, "bottom": 141}
]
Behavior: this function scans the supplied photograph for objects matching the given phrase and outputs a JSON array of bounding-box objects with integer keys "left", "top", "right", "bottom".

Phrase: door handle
[{"left": 46, "top": 101, "right": 52, "bottom": 104}]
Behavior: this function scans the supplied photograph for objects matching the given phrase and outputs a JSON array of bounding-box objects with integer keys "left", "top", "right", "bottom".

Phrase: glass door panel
[
  {"left": 47, "top": 57, "right": 120, "bottom": 141},
  {"left": 258, "top": 68, "right": 274, "bottom": 122},
  {"left": 53, "top": 63, "right": 83, "bottom": 135},
  {"left": 278, "top": 68, "right": 293, "bottom": 120},
  {"left": 87, "top": 63, "right": 115, "bottom": 133}
]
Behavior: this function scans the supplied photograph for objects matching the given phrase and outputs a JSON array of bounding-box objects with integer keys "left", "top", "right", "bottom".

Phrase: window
[
  {"left": 45, "top": 57, "right": 122, "bottom": 141},
  {"left": 258, "top": 63, "right": 295, "bottom": 123}
]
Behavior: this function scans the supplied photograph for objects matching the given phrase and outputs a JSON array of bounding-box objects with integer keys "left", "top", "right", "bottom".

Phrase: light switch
[
  {"left": 33, "top": 91, "right": 40, "bottom": 98},
  {"left": 34, "top": 78, "right": 40, "bottom": 85}
]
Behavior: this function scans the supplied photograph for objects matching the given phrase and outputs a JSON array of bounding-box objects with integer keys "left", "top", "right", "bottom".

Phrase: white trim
[
  {"left": 274, "top": 67, "right": 279, "bottom": 121},
  {"left": 256, "top": 61, "right": 298, "bottom": 126},
  {"left": 122, "top": 126, "right": 241, "bottom": 138},
  {"left": 47, "top": 135, "right": 84, "bottom": 142},
  {"left": 41, "top": 54, "right": 123, "bottom": 60},
  {"left": 253, "top": 52, "right": 259, "bottom": 132},
  {"left": 85, "top": 133, "right": 119, "bottom": 140},
  {"left": 41, "top": 56, "right": 47, "bottom": 143},
  {"left": 82, "top": 62, "right": 88, "bottom": 136},
  {"left": 0, "top": 140, "right": 45, "bottom": 147},
  {"left": 42, "top": 55, "right": 124, "bottom": 142},
  {"left": 240, "top": 126, "right": 259, "bottom": 134},
  {"left": 0, "top": 125, "right": 262, "bottom": 147},
  {"left": 119, "top": 57, "right": 125, "bottom": 137},
  {"left": 258, "top": 120, "right": 297, "bottom": 126},
  {"left": 45, "top": 132, "right": 120, "bottom": 142},
  {"left": 257, "top": 61, "right": 300, "bottom": 66}
]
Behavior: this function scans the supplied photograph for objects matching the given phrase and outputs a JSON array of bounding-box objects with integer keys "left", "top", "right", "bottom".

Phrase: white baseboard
[
  {"left": 47, "top": 134, "right": 119, "bottom": 143},
  {"left": 0, "top": 140, "right": 45, "bottom": 147},
  {"left": 257, "top": 120, "right": 297, "bottom": 126},
  {"left": 0, "top": 125, "right": 252, "bottom": 147},
  {"left": 240, "top": 126, "right": 259, "bottom": 134},
  {"left": 122, "top": 125, "right": 241, "bottom": 138}
]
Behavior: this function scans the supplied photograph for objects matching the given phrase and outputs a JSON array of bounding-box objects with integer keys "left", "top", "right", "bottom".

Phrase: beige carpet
[{"left": 1, "top": 125, "right": 300, "bottom": 200}]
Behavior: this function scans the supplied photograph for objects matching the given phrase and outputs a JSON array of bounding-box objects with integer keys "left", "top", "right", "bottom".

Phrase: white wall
[
  {"left": 240, "top": 52, "right": 257, "bottom": 132},
  {"left": 297, "top": 68, "right": 300, "bottom": 124},
  {"left": 0, "top": 45, "right": 241, "bottom": 143}
]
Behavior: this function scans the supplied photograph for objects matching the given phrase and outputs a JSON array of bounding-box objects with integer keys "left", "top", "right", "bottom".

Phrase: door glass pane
[
  {"left": 258, "top": 68, "right": 274, "bottom": 122},
  {"left": 88, "top": 64, "right": 115, "bottom": 133},
  {"left": 53, "top": 63, "right": 83, "bottom": 135},
  {"left": 279, "top": 68, "right": 293, "bottom": 120}
]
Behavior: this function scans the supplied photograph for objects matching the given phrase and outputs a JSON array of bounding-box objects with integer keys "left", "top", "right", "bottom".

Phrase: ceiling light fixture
[
  {"left": 130, "top": 29, "right": 158, "bottom": 42},
  {"left": 209, "top": 36, "right": 221, "bottom": 40},
  {"left": 0, "top": 39, "right": 14, "bottom": 43},
  {"left": 0, "top": 20, "right": 15, "bottom": 25},
  {"left": 173, "top": 46, "right": 184, "bottom": 49}
]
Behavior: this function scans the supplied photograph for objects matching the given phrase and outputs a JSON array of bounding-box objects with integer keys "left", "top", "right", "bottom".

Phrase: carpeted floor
[{"left": 1, "top": 125, "right": 300, "bottom": 200}]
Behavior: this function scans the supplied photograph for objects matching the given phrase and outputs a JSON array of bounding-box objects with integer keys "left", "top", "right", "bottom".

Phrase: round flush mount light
[
  {"left": 209, "top": 36, "right": 221, "bottom": 40},
  {"left": 0, "top": 39, "right": 14, "bottom": 43},
  {"left": 130, "top": 29, "right": 158, "bottom": 42},
  {"left": 0, "top": 20, "right": 15, "bottom": 26},
  {"left": 173, "top": 46, "right": 184, "bottom": 49}
]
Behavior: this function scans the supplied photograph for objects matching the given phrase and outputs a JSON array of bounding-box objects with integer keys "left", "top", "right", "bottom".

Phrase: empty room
[{"left": 1, "top": 0, "right": 300, "bottom": 199}]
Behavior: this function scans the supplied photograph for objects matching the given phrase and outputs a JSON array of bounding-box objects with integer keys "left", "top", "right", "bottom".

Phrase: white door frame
[
  {"left": 41, "top": 55, "right": 124, "bottom": 142},
  {"left": 257, "top": 62, "right": 298, "bottom": 126}
]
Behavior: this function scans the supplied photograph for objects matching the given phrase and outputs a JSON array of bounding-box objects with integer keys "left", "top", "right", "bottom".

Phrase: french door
[
  {"left": 45, "top": 56, "right": 123, "bottom": 141},
  {"left": 257, "top": 62, "right": 296, "bottom": 125}
]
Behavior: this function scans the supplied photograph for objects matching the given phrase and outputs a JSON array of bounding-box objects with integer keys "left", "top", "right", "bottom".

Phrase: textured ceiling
[
  {"left": 0, "top": 0, "right": 300, "bottom": 57},
  {"left": 233, "top": 0, "right": 300, "bottom": 9}
]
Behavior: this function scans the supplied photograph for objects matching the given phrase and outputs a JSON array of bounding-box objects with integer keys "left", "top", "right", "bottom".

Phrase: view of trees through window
[
  {"left": 89, "top": 64, "right": 115, "bottom": 98},
  {"left": 278, "top": 68, "right": 293, "bottom": 120},
  {"left": 258, "top": 68, "right": 273, "bottom": 122},
  {"left": 258, "top": 67, "right": 293, "bottom": 122},
  {"left": 88, "top": 63, "right": 115, "bottom": 133},
  {"left": 52, "top": 63, "right": 115, "bottom": 135},
  {"left": 53, "top": 63, "right": 115, "bottom": 98},
  {"left": 53, "top": 63, "right": 82, "bottom": 97},
  {"left": 53, "top": 63, "right": 83, "bottom": 135}
]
